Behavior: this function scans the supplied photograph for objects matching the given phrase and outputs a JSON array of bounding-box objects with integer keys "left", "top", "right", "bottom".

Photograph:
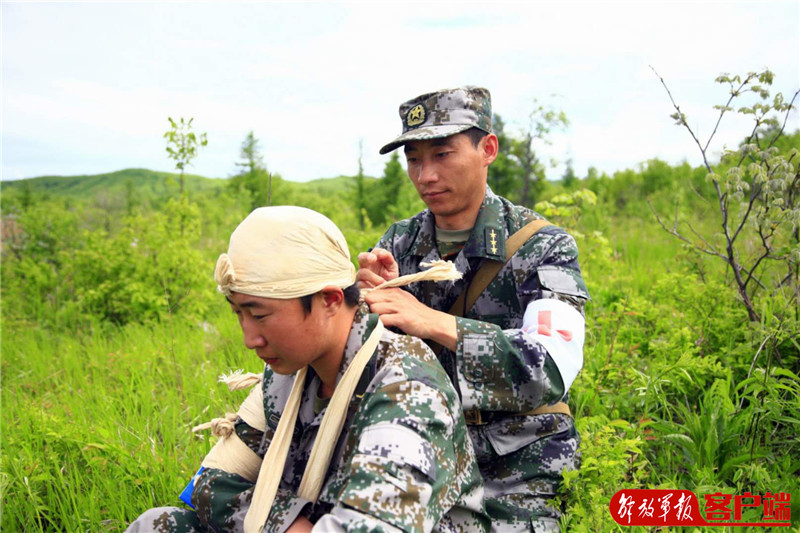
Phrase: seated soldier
[{"left": 126, "top": 206, "right": 488, "bottom": 533}]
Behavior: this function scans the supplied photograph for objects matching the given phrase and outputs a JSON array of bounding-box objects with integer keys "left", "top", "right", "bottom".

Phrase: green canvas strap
[
  {"left": 434, "top": 218, "right": 573, "bottom": 422},
  {"left": 447, "top": 218, "right": 552, "bottom": 317}
]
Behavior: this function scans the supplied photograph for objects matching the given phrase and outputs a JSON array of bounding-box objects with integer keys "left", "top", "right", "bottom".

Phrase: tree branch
[
  {"left": 651, "top": 66, "right": 713, "bottom": 173},
  {"left": 766, "top": 89, "right": 800, "bottom": 151},
  {"left": 731, "top": 182, "right": 762, "bottom": 245},
  {"left": 736, "top": 118, "right": 766, "bottom": 168},
  {"left": 743, "top": 225, "right": 773, "bottom": 293},
  {"left": 648, "top": 200, "right": 726, "bottom": 260},
  {"left": 705, "top": 74, "right": 755, "bottom": 154}
]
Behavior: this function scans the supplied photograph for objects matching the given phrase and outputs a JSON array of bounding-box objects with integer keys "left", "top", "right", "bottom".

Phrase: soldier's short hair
[
  {"left": 463, "top": 127, "right": 488, "bottom": 148},
  {"left": 299, "top": 283, "right": 360, "bottom": 315}
]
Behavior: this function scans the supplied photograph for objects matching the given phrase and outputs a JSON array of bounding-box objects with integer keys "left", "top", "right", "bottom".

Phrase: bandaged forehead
[{"left": 215, "top": 206, "right": 355, "bottom": 299}]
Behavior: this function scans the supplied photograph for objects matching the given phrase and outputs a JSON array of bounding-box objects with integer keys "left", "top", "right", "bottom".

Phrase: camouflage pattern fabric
[
  {"left": 126, "top": 306, "right": 489, "bottom": 533},
  {"left": 373, "top": 186, "right": 590, "bottom": 533},
  {"left": 380, "top": 87, "right": 493, "bottom": 155}
]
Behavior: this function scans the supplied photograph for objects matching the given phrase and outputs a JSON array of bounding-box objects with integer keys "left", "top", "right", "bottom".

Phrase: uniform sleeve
[
  {"left": 456, "top": 230, "right": 589, "bottom": 414},
  {"left": 193, "top": 417, "right": 321, "bottom": 533},
  {"left": 191, "top": 419, "right": 261, "bottom": 531},
  {"left": 313, "top": 380, "right": 461, "bottom": 533}
]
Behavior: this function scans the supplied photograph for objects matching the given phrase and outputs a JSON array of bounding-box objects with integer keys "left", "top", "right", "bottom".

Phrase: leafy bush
[{"left": 2, "top": 197, "right": 213, "bottom": 328}]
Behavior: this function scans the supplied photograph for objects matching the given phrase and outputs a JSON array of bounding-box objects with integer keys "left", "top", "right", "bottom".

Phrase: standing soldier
[{"left": 358, "top": 87, "right": 590, "bottom": 532}]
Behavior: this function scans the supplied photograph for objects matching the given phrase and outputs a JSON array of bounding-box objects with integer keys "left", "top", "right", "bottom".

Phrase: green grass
[
  {"left": 4, "top": 227, "right": 797, "bottom": 532},
  {"left": 2, "top": 168, "right": 799, "bottom": 532},
  {"left": 1, "top": 307, "right": 262, "bottom": 531}
]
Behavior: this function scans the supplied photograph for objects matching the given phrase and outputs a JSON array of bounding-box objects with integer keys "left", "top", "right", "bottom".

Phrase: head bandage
[{"left": 215, "top": 206, "right": 356, "bottom": 299}]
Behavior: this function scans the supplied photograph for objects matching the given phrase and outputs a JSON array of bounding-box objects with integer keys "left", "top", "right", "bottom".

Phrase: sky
[{"left": 2, "top": 1, "right": 799, "bottom": 183}]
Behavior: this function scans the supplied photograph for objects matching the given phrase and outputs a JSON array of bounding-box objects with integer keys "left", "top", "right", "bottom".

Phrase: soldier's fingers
[
  {"left": 363, "top": 293, "right": 402, "bottom": 314},
  {"left": 364, "top": 287, "right": 406, "bottom": 303},
  {"left": 365, "top": 300, "right": 406, "bottom": 325},
  {"left": 357, "top": 252, "right": 377, "bottom": 269},
  {"left": 375, "top": 312, "right": 405, "bottom": 332},
  {"left": 373, "top": 249, "right": 399, "bottom": 278},
  {"left": 363, "top": 290, "right": 385, "bottom": 306},
  {"left": 356, "top": 269, "right": 385, "bottom": 289},
  {"left": 372, "top": 248, "right": 395, "bottom": 265}
]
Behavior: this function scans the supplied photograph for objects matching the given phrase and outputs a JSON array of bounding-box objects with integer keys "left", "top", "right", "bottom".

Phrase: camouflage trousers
[
  {"left": 125, "top": 507, "right": 204, "bottom": 533},
  {"left": 468, "top": 413, "right": 580, "bottom": 533}
]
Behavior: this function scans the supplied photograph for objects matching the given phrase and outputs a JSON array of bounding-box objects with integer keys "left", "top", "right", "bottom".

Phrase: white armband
[
  {"left": 522, "top": 298, "right": 585, "bottom": 392},
  {"left": 201, "top": 432, "right": 263, "bottom": 483}
]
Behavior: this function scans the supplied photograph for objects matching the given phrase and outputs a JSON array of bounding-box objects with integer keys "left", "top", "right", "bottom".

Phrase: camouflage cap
[{"left": 379, "top": 86, "right": 493, "bottom": 155}]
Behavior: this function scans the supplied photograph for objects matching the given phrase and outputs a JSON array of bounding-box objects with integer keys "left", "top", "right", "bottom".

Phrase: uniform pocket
[
  {"left": 339, "top": 424, "right": 438, "bottom": 530},
  {"left": 354, "top": 423, "right": 436, "bottom": 482},
  {"left": 536, "top": 266, "right": 590, "bottom": 299},
  {"left": 483, "top": 413, "right": 572, "bottom": 456},
  {"left": 462, "top": 333, "right": 498, "bottom": 383}
]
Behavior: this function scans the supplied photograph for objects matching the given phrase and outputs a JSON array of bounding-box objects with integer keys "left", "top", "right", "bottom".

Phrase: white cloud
[{"left": 2, "top": 1, "right": 798, "bottom": 182}]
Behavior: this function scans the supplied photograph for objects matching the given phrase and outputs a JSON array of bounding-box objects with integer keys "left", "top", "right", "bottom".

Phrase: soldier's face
[
  {"left": 226, "top": 292, "right": 332, "bottom": 376},
  {"left": 404, "top": 133, "right": 497, "bottom": 230}
]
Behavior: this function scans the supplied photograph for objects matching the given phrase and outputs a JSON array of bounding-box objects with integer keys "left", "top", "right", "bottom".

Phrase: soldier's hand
[
  {"left": 365, "top": 288, "right": 457, "bottom": 351},
  {"left": 357, "top": 248, "right": 399, "bottom": 288}
]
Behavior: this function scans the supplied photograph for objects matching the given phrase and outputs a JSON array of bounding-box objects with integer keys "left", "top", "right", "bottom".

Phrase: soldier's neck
[
  {"left": 434, "top": 210, "right": 479, "bottom": 231},
  {"left": 312, "top": 306, "right": 358, "bottom": 399}
]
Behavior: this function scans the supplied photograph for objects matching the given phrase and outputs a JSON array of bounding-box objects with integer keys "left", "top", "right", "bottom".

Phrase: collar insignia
[{"left": 486, "top": 228, "right": 499, "bottom": 256}]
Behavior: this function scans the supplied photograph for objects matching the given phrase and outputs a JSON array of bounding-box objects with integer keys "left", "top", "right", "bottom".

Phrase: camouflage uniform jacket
[
  {"left": 373, "top": 186, "right": 590, "bottom": 529},
  {"left": 191, "top": 306, "right": 489, "bottom": 533}
]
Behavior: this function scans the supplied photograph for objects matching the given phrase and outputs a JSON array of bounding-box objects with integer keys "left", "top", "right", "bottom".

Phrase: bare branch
[
  {"left": 714, "top": 174, "right": 762, "bottom": 321},
  {"left": 766, "top": 89, "right": 800, "bottom": 150},
  {"left": 705, "top": 74, "right": 755, "bottom": 154},
  {"left": 710, "top": 178, "right": 734, "bottom": 255},
  {"left": 742, "top": 226, "right": 772, "bottom": 292},
  {"left": 778, "top": 271, "right": 795, "bottom": 288},
  {"left": 735, "top": 260, "right": 767, "bottom": 291},
  {"left": 648, "top": 200, "right": 726, "bottom": 260},
  {"left": 731, "top": 182, "right": 762, "bottom": 245},
  {"left": 651, "top": 66, "right": 713, "bottom": 173},
  {"left": 736, "top": 119, "right": 765, "bottom": 168},
  {"left": 685, "top": 220, "right": 720, "bottom": 255}
]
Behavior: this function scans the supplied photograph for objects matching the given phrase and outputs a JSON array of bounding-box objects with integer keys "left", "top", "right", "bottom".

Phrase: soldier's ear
[
  {"left": 482, "top": 134, "right": 499, "bottom": 166},
  {"left": 319, "top": 286, "right": 344, "bottom": 316}
]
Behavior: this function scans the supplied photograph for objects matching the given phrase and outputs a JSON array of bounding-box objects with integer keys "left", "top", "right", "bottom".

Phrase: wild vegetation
[{"left": 1, "top": 71, "right": 798, "bottom": 532}]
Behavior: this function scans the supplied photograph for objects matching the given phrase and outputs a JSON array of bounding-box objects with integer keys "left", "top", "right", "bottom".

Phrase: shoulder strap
[
  {"left": 448, "top": 218, "right": 552, "bottom": 317},
  {"left": 444, "top": 218, "right": 573, "bottom": 422}
]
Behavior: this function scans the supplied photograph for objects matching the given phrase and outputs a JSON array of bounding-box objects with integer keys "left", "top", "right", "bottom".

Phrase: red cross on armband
[
  {"left": 536, "top": 310, "right": 573, "bottom": 342},
  {"left": 521, "top": 298, "right": 585, "bottom": 391}
]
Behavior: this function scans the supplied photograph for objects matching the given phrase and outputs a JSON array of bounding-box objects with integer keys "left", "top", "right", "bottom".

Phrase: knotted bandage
[{"left": 215, "top": 205, "right": 356, "bottom": 299}]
